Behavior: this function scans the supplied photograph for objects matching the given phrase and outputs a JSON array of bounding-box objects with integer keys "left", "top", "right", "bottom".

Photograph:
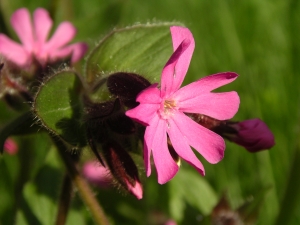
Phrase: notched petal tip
[
  {"left": 70, "top": 42, "right": 88, "bottom": 63},
  {"left": 224, "top": 72, "right": 238, "bottom": 79}
]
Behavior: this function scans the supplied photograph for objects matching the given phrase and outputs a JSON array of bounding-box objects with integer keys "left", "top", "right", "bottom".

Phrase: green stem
[
  {"left": 275, "top": 147, "right": 300, "bottom": 225},
  {"left": 55, "top": 174, "right": 73, "bottom": 225},
  {"left": 53, "top": 137, "right": 110, "bottom": 225}
]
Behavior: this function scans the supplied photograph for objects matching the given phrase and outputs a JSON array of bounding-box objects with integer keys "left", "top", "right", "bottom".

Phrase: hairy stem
[
  {"left": 53, "top": 137, "right": 110, "bottom": 225},
  {"left": 55, "top": 174, "right": 73, "bottom": 225}
]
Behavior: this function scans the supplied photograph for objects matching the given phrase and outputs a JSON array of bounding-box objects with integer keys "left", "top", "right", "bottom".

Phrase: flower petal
[
  {"left": 136, "top": 83, "right": 161, "bottom": 103},
  {"left": 68, "top": 42, "right": 88, "bottom": 63},
  {"left": 0, "top": 34, "right": 30, "bottom": 66},
  {"left": 11, "top": 8, "right": 34, "bottom": 52},
  {"left": 126, "top": 84, "right": 161, "bottom": 125},
  {"left": 174, "top": 72, "right": 238, "bottom": 97},
  {"left": 160, "top": 27, "right": 195, "bottom": 96},
  {"left": 167, "top": 115, "right": 205, "bottom": 175},
  {"left": 48, "top": 42, "right": 88, "bottom": 64},
  {"left": 125, "top": 102, "right": 160, "bottom": 126},
  {"left": 45, "top": 21, "right": 76, "bottom": 51},
  {"left": 33, "top": 8, "right": 53, "bottom": 45},
  {"left": 47, "top": 47, "right": 73, "bottom": 62},
  {"left": 144, "top": 116, "right": 179, "bottom": 184},
  {"left": 170, "top": 26, "right": 195, "bottom": 90},
  {"left": 178, "top": 91, "right": 240, "bottom": 120},
  {"left": 171, "top": 112, "right": 225, "bottom": 164},
  {"left": 160, "top": 38, "right": 192, "bottom": 97}
]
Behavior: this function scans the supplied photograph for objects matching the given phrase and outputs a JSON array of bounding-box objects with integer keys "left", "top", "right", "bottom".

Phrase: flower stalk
[
  {"left": 55, "top": 174, "right": 73, "bottom": 225},
  {"left": 53, "top": 136, "right": 110, "bottom": 225}
]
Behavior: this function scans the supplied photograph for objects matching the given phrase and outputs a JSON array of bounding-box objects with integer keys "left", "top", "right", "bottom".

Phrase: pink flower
[
  {"left": 164, "top": 220, "right": 177, "bottom": 225},
  {"left": 0, "top": 8, "right": 87, "bottom": 68},
  {"left": 228, "top": 118, "right": 275, "bottom": 152},
  {"left": 4, "top": 138, "right": 18, "bottom": 155},
  {"left": 82, "top": 161, "right": 113, "bottom": 188},
  {"left": 82, "top": 161, "right": 143, "bottom": 199},
  {"left": 126, "top": 26, "right": 240, "bottom": 184}
]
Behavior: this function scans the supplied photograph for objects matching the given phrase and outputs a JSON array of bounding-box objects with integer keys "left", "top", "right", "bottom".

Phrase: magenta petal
[
  {"left": 167, "top": 116, "right": 205, "bottom": 175},
  {"left": 49, "top": 42, "right": 88, "bottom": 63},
  {"left": 171, "top": 112, "right": 225, "bottom": 164},
  {"left": 126, "top": 102, "right": 160, "bottom": 126},
  {"left": 68, "top": 42, "right": 88, "bottom": 63},
  {"left": 45, "top": 22, "right": 76, "bottom": 50},
  {"left": 144, "top": 116, "right": 179, "bottom": 184},
  {"left": 82, "top": 161, "right": 112, "bottom": 188},
  {"left": 178, "top": 91, "right": 240, "bottom": 120},
  {"left": 48, "top": 47, "right": 73, "bottom": 62},
  {"left": 136, "top": 83, "right": 161, "bottom": 103},
  {"left": 143, "top": 138, "right": 152, "bottom": 177},
  {"left": 0, "top": 34, "right": 30, "bottom": 66},
  {"left": 11, "top": 8, "right": 34, "bottom": 52},
  {"left": 175, "top": 72, "right": 238, "bottom": 98},
  {"left": 33, "top": 8, "right": 53, "bottom": 45},
  {"left": 160, "top": 38, "right": 191, "bottom": 97},
  {"left": 169, "top": 26, "right": 195, "bottom": 91}
]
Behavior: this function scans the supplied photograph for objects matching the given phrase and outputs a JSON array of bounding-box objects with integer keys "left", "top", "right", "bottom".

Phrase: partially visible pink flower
[
  {"left": 228, "top": 118, "right": 275, "bottom": 152},
  {"left": 82, "top": 160, "right": 143, "bottom": 199},
  {"left": 126, "top": 26, "right": 240, "bottom": 184},
  {"left": 82, "top": 161, "right": 112, "bottom": 188},
  {"left": 0, "top": 8, "right": 87, "bottom": 68},
  {"left": 164, "top": 220, "right": 177, "bottom": 225},
  {"left": 4, "top": 138, "right": 18, "bottom": 155}
]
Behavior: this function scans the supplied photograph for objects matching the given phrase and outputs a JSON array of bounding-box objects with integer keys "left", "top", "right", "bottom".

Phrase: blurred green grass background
[{"left": 0, "top": 0, "right": 299, "bottom": 224}]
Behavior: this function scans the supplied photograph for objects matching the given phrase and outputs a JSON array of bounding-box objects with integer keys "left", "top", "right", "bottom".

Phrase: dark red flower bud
[
  {"left": 190, "top": 114, "right": 275, "bottom": 152},
  {"left": 103, "top": 141, "right": 143, "bottom": 199},
  {"left": 107, "top": 72, "right": 151, "bottom": 108},
  {"left": 226, "top": 118, "right": 275, "bottom": 152}
]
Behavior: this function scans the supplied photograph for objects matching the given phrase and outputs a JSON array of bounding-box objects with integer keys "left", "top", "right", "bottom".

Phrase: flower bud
[
  {"left": 103, "top": 140, "right": 143, "bottom": 199},
  {"left": 226, "top": 118, "right": 275, "bottom": 152},
  {"left": 107, "top": 72, "right": 150, "bottom": 108},
  {"left": 190, "top": 114, "right": 275, "bottom": 152}
]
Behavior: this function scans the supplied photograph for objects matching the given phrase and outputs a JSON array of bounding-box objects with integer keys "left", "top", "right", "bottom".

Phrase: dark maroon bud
[
  {"left": 84, "top": 98, "right": 135, "bottom": 135},
  {"left": 190, "top": 113, "right": 275, "bottom": 152},
  {"left": 107, "top": 72, "right": 151, "bottom": 108},
  {"left": 103, "top": 140, "right": 143, "bottom": 199},
  {"left": 107, "top": 113, "right": 136, "bottom": 134},
  {"left": 84, "top": 98, "right": 117, "bottom": 123},
  {"left": 86, "top": 127, "right": 106, "bottom": 166},
  {"left": 224, "top": 119, "right": 275, "bottom": 152}
]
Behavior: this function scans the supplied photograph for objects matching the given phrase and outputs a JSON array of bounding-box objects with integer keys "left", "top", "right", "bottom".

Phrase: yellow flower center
[{"left": 159, "top": 99, "right": 177, "bottom": 120}]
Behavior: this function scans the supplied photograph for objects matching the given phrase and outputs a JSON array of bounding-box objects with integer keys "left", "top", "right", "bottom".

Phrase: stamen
[
  {"left": 164, "top": 99, "right": 176, "bottom": 110},
  {"left": 159, "top": 99, "right": 177, "bottom": 119}
]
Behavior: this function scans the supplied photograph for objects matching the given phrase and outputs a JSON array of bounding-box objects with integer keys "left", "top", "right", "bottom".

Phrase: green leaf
[
  {"left": 0, "top": 133, "right": 52, "bottom": 224},
  {"left": 0, "top": 112, "right": 38, "bottom": 154},
  {"left": 15, "top": 146, "right": 64, "bottom": 225},
  {"left": 33, "top": 70, "right": 86, "bottom": 147},
  {"left": 169, "top": 167, "right": 218, "bottom": 222},
  {"left": 275, "top": 147, "right": 300, "bottom": 225},
  {"left": 84, "top": 22, "right": 182, "bottom": 85}
]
